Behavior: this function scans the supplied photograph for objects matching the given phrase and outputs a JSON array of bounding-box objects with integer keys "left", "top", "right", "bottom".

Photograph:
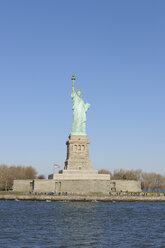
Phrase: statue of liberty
[{"left": 71, "top": 75, "right": 90, "bottom": 136}]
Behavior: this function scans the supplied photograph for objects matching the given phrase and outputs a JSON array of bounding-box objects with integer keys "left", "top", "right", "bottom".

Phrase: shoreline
[{"left": 1, "top": 194, "right": 165, "bottom": 202}]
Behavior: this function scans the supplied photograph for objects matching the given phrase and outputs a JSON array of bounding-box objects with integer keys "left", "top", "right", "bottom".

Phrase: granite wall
[
  {"left": 111, "top": 180, "right": 141, "bottom": 192},
  {"left": 33, "top": 179, "right": 110, "bottom": 194},
  {"left": 13, "top": 179, "right": 141, "bottom": 194},
  {"left": 13, "top": 180, "right": 33, "bottom": 192}
]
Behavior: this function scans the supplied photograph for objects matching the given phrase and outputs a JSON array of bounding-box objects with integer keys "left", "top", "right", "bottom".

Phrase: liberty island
[{"left": 13, "top": 75, "right": 141, "bottom": 194}]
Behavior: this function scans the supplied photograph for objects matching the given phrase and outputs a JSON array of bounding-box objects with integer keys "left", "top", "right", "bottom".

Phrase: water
[{"left": 0, "top": 201, "right": 165, "bottom": 248}]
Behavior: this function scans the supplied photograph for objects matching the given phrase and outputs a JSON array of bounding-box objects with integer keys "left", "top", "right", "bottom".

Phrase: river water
[{"left": 0, "top": 201, "right": 165, "bottom": 248}]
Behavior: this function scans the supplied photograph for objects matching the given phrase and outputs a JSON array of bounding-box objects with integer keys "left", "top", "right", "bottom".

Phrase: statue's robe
[{"left": 71, "top": 91, "right": 88, "bottom": 135}]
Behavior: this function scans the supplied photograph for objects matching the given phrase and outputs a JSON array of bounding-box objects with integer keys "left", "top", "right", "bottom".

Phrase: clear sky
[{"left": 0, "top": 0, "right": 165, "bottom": 177}]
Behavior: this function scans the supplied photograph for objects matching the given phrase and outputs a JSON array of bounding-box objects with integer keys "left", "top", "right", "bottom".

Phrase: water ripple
[{"left": 0, "top": 201, "right": 165, "bottom": 247}]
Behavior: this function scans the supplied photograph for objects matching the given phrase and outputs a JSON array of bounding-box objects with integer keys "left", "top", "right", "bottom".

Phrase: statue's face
[{"left": 77, "top": 90, "right": 82, "bottom": 97}]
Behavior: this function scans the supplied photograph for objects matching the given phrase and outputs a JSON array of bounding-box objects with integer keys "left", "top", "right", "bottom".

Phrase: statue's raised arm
[
  {"left": 72, "top": 74, "right": 76, "bottom": 93},
  {"left": 71, "top": 75, "right": 90, "bottom": 136}
]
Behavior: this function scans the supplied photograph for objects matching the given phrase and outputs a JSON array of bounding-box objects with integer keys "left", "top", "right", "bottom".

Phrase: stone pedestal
[
  {"left": 47, "top": 135, "right": 112, "bottom": 195},
  {"left": 64, "top": 135, "right": 92, "bottom": 171}
]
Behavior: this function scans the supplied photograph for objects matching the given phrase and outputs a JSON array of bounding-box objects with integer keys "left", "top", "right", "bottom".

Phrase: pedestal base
[
  {"left": 47, "top": 171, "right": 111, "bottom": 194},
  {"left": 62, "top": 169, "right": 98, "bottom": 174},
  {"left": 49, "top": 172, "right": 110, "bottom": 180},
  {"left": 65, "top": 135, "right": 92, "bottom": 170},
  {"left": 47, "top": 134, "right": 111, "bottom": 194}
]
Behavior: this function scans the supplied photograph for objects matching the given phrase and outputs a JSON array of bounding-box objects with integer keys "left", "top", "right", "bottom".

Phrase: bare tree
[
  {"left": 0, "top": 164, "right": 37, "bottom": 190},
  {"left": 0, "top": 165, "right": 13, "bottom": 190},
  {"left": 37, "top": 174, "right": 46, "bottom": 179},
  {"left": 98, "top": 169, "right": 112, "bottom": 176},
  {"left": 142, "top": 172, "right": 165, "bottom": 191}
]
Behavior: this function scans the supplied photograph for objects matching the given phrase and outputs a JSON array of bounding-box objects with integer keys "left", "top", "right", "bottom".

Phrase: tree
[
  {"left": 37, "top": 174, "right": 46, "bottom": 179},
  {"left": 142, "top": 172, "right": 165, "bottom": 191},
  {"left": 0, "top": 165, "right": 12, "bottom": 190},
  {"left": 0, "top": 164, "right": 37, "bottom": 190},
  {"left": 112, "top": 169, "right": 143, "bottom": 181},
  {"left": 24, "top": 166, "right": 37, "bottom": 179},
  {"left": 98, "top": 169, "right": 112, "bottom": 176}
]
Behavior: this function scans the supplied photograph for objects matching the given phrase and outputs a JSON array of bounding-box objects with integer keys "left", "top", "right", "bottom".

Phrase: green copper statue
[{"left": 71, "top": 75, "right": 90, "bottom": 136}]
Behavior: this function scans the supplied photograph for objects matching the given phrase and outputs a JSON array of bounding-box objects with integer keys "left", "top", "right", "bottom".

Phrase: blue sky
[{"left": 0, "top": 0, "right": 165, "bottom": 177}]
